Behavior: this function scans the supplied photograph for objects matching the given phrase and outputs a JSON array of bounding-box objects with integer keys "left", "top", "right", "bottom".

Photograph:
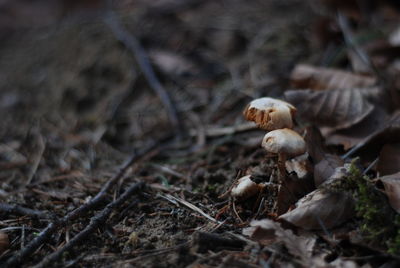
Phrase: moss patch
[{"left": 346, "top": 161, "right": 400, "bottom": 254}]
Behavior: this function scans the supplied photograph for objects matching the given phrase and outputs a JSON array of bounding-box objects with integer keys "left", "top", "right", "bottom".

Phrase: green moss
[{"left": 344, "top": 160, "right": 400, "bottom": 255}]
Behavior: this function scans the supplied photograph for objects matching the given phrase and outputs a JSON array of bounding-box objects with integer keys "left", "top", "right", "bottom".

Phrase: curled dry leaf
[
  {"left": 377, "top": 143, "right": 400, "bottom": 176},
  {"left": 290, "top": 64, "right": 377, "bottom": 90},
  {"left": 285, "top": 87, "right": 379, "bottom": 130},
  {"left": 243, "top": 219, "right": 317, "bottom": 266},
  {"left": 314, "top": 154, "right": 344, "bottom": 187},
  {"left": 377, "top": 172, "right": 400, "bottom": 213},
  {"left": 276, "top": 171, "right": 315, "bottom": 216},
  {"left": 346, "top": 110, "right": 400, "bottom": 161},
  {"left": 303, "top": 126, "right": 345, "bottom": 186},
  {"left": 304, "top": 126, "right": 328, "bottom": 163},
  {"left": 279, "top": 188, "right": 355, "bottom": 230},
  {"left": 322, "top": 106, "right": 388, "bottom": 150}
]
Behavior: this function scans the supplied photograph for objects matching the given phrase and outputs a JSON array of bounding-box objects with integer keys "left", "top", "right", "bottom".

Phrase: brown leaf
[
  {"left": 285, "top": 87, "right": 378, "bottom": 130},
  {"left": 304, "top": 126, "right": 327, "bottom": 163},
  {"left": 314, "top": 154, "right": 344, "bottom": 187},
  {"left": 377, "top": 172, "right": 400, "bottom": 213},
  {"left": 279, "top": 188, "right": 355, "bottom": 230},
  {"left": 290, "top": 64, "right": 377, "bottom": 90},
  {"left": 345, "top": 110, "right": 400, "bottom": 161},
  {"left": 243, "top": 219, "right": 317, "bottom": 265},
  {"left": 377, "top": 143, "right": 400, "bottom": 176},
  {"left": 322, "top": 106, "right": 388, "bottom": 150},
  {"left": 276, "top": 177, "right": 315, "bottom": 216}
]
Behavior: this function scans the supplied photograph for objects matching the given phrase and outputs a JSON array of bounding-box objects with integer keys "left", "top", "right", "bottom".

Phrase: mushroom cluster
[
  {"left": 243, "top": 97, "right": 306, "bottom": 183},
  {"left": 229, "top": 97, "right": 306, "bottom": 203}
]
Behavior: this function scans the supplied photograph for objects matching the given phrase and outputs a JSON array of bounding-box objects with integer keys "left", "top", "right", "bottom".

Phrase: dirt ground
[{"left": 2, "top": 0, "right": 400, "bottom": 267}]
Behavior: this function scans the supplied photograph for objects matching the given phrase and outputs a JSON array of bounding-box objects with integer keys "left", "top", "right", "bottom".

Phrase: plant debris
[{"left": 2, "top": 0, "right": 400, "bottom": 267}]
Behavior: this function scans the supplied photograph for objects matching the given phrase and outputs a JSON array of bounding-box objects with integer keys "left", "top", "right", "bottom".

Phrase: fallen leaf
[
  {"left": 285, "top": 87, "right": 379, "bottom": 130},
  {"left": 377, "top": 143, "right": 400, "bottom": 176},
  {"left": 314, "top": 154, "right": 344, "bottom": 187},
  {"left": 345, "top": 110, "right": 400, "bottom": 161},
  {"left": 276, "top": 171, "right": 315, "bottom": 215},
  {"left": 322, "top": 105, "right": 388, "bottom": 150},
  {"left": 290, "top": 64, "right": 377, "bottom": 90},
  {"left": 303, "top": 126, "right": 345, "bottom": 186},
  {"left": 243, "top": 219, "right": 317, "bottom": 266},
  {"left": 376, "top": 172, "right": 400, "bottom": 213},
  {"left": 279, "top": 188, "right": 355, "bottom": 230}
]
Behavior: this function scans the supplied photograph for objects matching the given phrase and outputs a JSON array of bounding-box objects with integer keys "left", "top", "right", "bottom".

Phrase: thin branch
[
  {"left": 0, "top": 203, "right": 50, "bottom": 219},
  {"left": 337, "top": 12, "right": 381, "bottom": 78},
  {"left": 160, "top": 194, "right": 222, "bottom": 224},
  {"left": 32, "top": 182, "right": 145, "bottom": 268},
  {"left": 4, "top": 138, "right": 165, "bottom": 267},
  {"left": 104, "top": 11, "right": 183, "bottom": 137}
]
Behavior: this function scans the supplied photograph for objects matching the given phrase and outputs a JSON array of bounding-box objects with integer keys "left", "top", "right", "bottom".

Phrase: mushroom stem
[{"left": 278, "top": 153, "right": 287, "bottom": 183}]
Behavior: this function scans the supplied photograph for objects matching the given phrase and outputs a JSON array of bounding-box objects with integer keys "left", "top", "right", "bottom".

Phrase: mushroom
[
  {"left": 262, "top": 128, "right": 306, "bottom": 182},
  {"left": 243, "top": 97, "right": 296, "bottom": 131},
  {"left": 231, "top": 175, "right": 261, "bottom": 200}
]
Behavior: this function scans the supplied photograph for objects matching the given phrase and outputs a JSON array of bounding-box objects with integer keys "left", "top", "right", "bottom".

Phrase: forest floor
[{"left": 2, "top": 0, "right": 400, "bottom": 267}]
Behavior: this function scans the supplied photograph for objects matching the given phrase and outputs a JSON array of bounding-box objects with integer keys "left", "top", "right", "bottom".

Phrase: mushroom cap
[
  {"left": 243, "top": 97, "right": 296, "bottom": 131},
  {"left": 261, "top": 128, "right": 306, "bottom": 157},
  {"left": 231, "top": 175, "right": 260, "bottom": 200}
]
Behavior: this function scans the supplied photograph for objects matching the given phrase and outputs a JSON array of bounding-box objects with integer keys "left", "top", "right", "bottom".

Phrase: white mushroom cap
[
  {"left": 243, "top": 97, "right": 296, "bottom": 131},
  {"left": 231, "top": 175, "right": 260, "bottom": 200},
  {"left": 262, "top": 128, "right": 306, "bottom": 157}
]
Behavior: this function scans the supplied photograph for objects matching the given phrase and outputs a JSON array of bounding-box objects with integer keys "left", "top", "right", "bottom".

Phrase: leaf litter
[{"left": 2, "top": 0, "right": 400, "bottom": 267}]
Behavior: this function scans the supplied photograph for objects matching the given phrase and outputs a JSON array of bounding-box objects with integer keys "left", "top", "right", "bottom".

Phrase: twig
[
  {"left": 4, "top": 138, "right": 164, "bottom": 267},
  {"left": 192, "top": 232, "right": 245, "bottom": 253},
  {"left": 31, "top": 182, "right": 145, "bottom": 268},
  {"left": 0, "top": 203, "right": 50, "bottom": 219},
  {"left": 337, "top": 12, "right": 381, "bottom": 78},
  {"left": 161, "top": 194, "right": 221, "bottom": 224},
  {"left": 104, "top": 11, "right": 183, "bottom": 137},
  {"left": 150, "top": 163, "right": 188, "bottom": 180}
]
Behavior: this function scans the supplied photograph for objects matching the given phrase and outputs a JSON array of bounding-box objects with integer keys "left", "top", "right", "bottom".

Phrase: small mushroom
[
  {"left": 243, "top": 97, "right": 296, "bottom": 131},
  {"left": 262, "top": 128, "right": 306, "bottom": 182},
  {"left": 231, "top": 175, "right": 261, "bottom": 200}
]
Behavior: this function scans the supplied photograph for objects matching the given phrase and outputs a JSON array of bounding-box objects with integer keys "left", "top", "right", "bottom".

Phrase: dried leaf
[
  {"left": 377, "top": 143, "right": 400, "bottom": 176},
  {"left": 276, "top": 172, "right": 315, "bottom": 215},
  {"left": 243, "top": 219, "right": 316, "bottom": 265},
  {"left": 285, "top": 87, "right": 378, "bottom": 130},
  {"left": 277, "top": 152, "right": 315, "bottom": 215},
  {"left": 290, "top": 64, "right": 377, "bottom": 90},
  {"left": 323, "top": 106, "right": 388, "bottom": 150},
  {"left": 345, "top": 111, "right": 400, "bottom": 161},
  {"left": 303, "top": 126, "right": 345, "bottom": 186},
  {"left": 279, "top": 189, "right": 355, "bottom": 230},
  {"left": 304, "top": 126, "right": 328, "bottom": 163},
  {"left": 314, "top": 154, "right": 344, "bottom": 187},
  {"left": 377, "top": 172, "right": 400, "bottom": 213}
]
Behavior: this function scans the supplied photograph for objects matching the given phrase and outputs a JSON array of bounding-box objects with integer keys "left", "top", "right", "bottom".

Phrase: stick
[
  {"left": 0, "top": 203, "right": 50, "bottom": 219},
  {"left": 104, "top": 11, "right": 183, "bottom": 137},
  {"left": 337, "top": 12, "right": 381, "bottom": 78},
  {"left": 32, "top": 182, "right": 145, "bottom": 268}
]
